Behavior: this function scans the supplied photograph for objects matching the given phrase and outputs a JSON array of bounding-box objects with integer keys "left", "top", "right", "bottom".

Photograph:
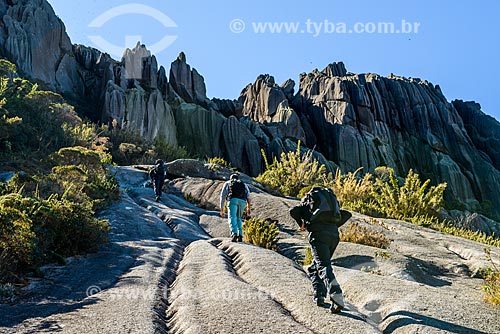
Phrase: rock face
[
  {"left": 291, "top": 64, "right": 500, "bottom": 210},
  {"left": 453, "top": 100, "right": 500, "bottom": 171},
  {"left": 169, "top": 51, "right": 213, "bottom": 109},
  {"left": 0, "top": 0, "right": 82, "bottom": 94},
  {"left": 1, "top": 0, "right": 500, "bottom": 215}
]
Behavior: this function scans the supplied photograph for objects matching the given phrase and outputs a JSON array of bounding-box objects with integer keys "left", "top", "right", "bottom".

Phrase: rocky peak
[
  {"left": 169, "top": 52, "right": 211, "bottom": 108},
  {"left": 238, "top": 74, "right": 289, "bottom": 123},
  {"left": 0, "top": 0, "right": 82, "bottom": 94},
  {"left": 121, "top": 42, "right": 158, "bottom": 88},
  {"left": 322, "top": 61, "right": 348, "bottom": 77}
]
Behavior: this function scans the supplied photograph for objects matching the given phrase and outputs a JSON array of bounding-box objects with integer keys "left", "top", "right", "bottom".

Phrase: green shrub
[
  {"left": 105, "top": 124, "right": 191, "bottom": 165},
  {"left": 207, "top": 157, "right": 232, "bottom": 169},
  {"left": 255, "top": 141, "right": 327, "bottom": 197},
  {"left": 433, "top": 222, "right": 500, "bottom": 247},
  {"left": 326, "top": 168, "right": 379, "bottom": 216},
  {"left": 0, "top": 191, "right": 110, "bottom": 283},
  {"left": 243, "top": 218, "right": 279, "bottom": 250},
  {"left": 0, "top": 202, "right": 36, "bottom": 282},
  {"left": 340, "top": 222, "right": 392, "bottom": 249},
  {"left": 481, "top": 247, "right": 500, "bottom": 306},
  {"left": 153, "top": 136, "right": 191, "bottom": 162},
  {"left": 372, "top": 168, "right": 446, "bottom": 221},
  {"left": 32, "top": 195, "right": 109, "bottom": 256}
]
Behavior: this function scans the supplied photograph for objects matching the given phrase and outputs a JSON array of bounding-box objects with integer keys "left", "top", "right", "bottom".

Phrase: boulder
[{"left": 447, "top": 211, "right": 500, "bottom": 236}]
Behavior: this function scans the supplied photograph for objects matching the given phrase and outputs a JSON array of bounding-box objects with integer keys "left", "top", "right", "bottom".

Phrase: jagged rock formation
[
  {"left": 453, "top": 100, "right": 500, "bottom": 171},
  {"left": 0, "top": 0, "right": 82, "bottom": 94},
  {"left": 290, "top": 65, "right": 500, "bottom": 209},
  {"left": 1, "top": 0, "right": 500, "bottom": 215}
]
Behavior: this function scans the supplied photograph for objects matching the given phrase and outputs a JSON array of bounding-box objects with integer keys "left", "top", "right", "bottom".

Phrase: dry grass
[
  {"left": 481, "top": 247, "right": 500, "bottom": 306},
  {"left": 340, "top": 222, "right": 392, "bottom": 249}
]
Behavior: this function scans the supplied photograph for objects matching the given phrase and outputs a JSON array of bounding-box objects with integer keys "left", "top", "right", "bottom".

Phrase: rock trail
[{"left": 1, "top": 165, "right": 499, "bottom": 334}]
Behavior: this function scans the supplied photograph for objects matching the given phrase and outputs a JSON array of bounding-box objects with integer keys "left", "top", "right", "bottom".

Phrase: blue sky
[{"left": 48, "top": 0, "right": 499, "bottom": 121}]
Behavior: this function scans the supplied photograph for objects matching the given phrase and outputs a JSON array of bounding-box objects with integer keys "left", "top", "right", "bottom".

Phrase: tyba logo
[{"left": 88, "top": 4, "right": 178, "bottom": 58}]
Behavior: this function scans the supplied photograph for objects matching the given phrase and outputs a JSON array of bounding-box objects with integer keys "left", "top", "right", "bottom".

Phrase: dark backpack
[
  {"left": 228, "top": 179, "right": 247, "bottom": 200},
  {"left": 306, "top": 187, "right": 341, "bottom": 224},
  {"left": 151, "top": 162, "right": 166, "bottom": 180}
]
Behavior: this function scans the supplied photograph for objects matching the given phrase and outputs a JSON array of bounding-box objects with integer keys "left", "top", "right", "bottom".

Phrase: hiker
[
  {"left": 149, "top": 159, "right": 166, "bottom": 202},
  {"left": 219, "top": 173, "right": 251, "bottom": 242},
  {"left": 289, "top": 186, "right": 346, "bottom": 313}
]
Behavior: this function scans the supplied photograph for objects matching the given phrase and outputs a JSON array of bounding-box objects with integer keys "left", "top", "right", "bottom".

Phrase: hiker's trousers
[
  {"left": 228, "top": 198, "right": 246, "bottom": 236},
  {"left": 153, "top": 177, "right": 165, "bottom": 198},
  {"left": 307, "top": 229, "right": 343, "bottom": 299}
]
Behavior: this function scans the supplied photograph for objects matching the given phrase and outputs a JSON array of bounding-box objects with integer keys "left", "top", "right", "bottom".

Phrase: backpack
[
  {"left": 306, "top": 187, "right": 341, "bottom": 225},
  {"left": 228, "top": 179, "right": 247, "bottom": 200},
  {"left": 150, "top": 160, "right": 165, "bottom": 180}
]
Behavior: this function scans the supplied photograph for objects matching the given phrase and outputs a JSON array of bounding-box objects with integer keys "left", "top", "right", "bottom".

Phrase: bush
[
  {"left": 243, "top": 218, "right": 279, "bottom": 250},
  {"left": 32, "top": 195, "right": 110, "bottom": 256},
  {"left": 207, "top": 157, "right": 232, "bottom": 169},
  {"left": 0, "top": 192, "right": 110, "bottom": 283},
  {"left": 340, "top": 222, "right": 392, "bottom": 249},
  {"left": 432, "top": 221, "right": 500, "bottom": 247},
  {"left": 481, "top": 247, "right": 500, "bottom": 306},
  {"left": 105, "top": 124, "right": 191, "bottom": 165},
  {"left": 326, "top": 168, "right": 379, "bottom": 216},
  {"left": 0, "top": 202, "right": 36, "bottom": 282},
  {"left": 255, "top": 141, "right": 327, "bottom": 197},
  {"left": 372, "top": 168, "right": 446, "bottom": 221}
]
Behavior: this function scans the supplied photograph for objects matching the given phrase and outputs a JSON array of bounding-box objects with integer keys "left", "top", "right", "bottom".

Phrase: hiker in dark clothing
[
  {"left": 290, "top": 186, "right": 346, "bottom": 313},
  {"left": 149, "top": 159, "right": 166, "bottom": 202},
  {"left": 220, "top": 173, "right": 251, "bottom": 242}
]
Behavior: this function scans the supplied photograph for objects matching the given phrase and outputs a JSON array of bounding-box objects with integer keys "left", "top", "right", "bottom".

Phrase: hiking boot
[
  {"left": 330, "top": 293, "right": 345, "bottom": 314},
  {"left": 237, "top": 235, "right": 243, "bottom": 242},
  {"left": 155, "top": 196, "right": 160, "bottom": 202},
  {"left": 231, "top": 234, "right": 238, "bottom": 242},
  {"left": 314, "top": 296, "right": 325, "bottom": 306}
]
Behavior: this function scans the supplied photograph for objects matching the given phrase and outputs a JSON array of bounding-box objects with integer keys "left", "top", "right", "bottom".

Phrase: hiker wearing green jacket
[{"left": 290, "top": 186, "right": 345, "bottom": 313}]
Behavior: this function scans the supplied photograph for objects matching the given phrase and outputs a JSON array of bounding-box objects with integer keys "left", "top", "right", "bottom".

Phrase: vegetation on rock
[
  {"left": 0, "top": 60, "right": 117, "bottom": 284},
  {"left": 340, "top": 222, "right": 392, "bottom": 249},
  {"left": 243, "top": 218, "right": 279, "bottom": 250},
  {"left": 481, "top": 247, "right": 500, "bottom": 306},
  {"left": 255, "top": 141, "right": 327, "bottom": 197}
]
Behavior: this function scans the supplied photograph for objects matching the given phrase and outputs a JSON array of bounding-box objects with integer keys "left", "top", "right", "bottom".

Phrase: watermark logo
[
  {"left": 88, "top": 3, "right": 178, "bottom": 59},
  {"left": 86, "top": 285, "right": 102, "bottom": 297},
  {"left": 229, "top": 18, "right": 420, "bottom": 36},
  {"left": 229, "top": 19, "right": 246, "bottom": 34}
]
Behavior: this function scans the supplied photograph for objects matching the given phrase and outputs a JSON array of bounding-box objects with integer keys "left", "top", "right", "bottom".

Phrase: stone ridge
[{"left": 1, "top": 0, "right": 499, "bottom": 214}]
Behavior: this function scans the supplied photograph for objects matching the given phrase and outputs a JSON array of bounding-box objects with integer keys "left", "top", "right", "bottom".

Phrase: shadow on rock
[
  {"left": 334, "top": 255, "right": 377, "bottom": 270},
  {"left": 382, "top": 310, "right": 488, "bottom": 334},
  {"left": 404, "top": 256, "right": 452, "bottom": 287}
]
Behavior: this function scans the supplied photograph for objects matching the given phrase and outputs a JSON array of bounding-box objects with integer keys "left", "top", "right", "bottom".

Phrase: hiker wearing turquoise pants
[{"left": 219, "top": 173, "right": 251, "bottom": 242}]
